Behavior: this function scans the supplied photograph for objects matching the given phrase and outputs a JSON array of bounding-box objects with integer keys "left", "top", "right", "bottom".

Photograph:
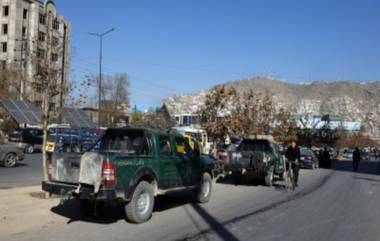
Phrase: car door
[
  {"left": 173, "top": 136, "right": 197, "bottom": 186},
  {"left": 157, "top": 135, "right": 181, "bottom": 189}
]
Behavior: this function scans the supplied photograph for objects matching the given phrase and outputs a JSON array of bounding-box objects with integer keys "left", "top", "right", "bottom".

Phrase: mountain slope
[{"left": 164, "top": 77, "right": 380, "bottom": 139}]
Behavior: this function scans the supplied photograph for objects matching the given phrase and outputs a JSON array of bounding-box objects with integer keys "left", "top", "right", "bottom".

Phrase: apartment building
[{"left": 0, "top": 0, "right": 70, "bottom": 111}]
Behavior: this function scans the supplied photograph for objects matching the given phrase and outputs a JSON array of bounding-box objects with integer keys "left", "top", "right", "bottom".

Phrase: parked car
[
  {"left": 299, "top": 147, "right": 319, "bottom": 169},
  {"left": 0, "top": 132, "right": 25, "bottom": 167},
  {"left": 343, "top": 149, "right": 354, "bottom": 159},
  {"left": 9, "top": 128, "right": 43, "bottom": 153},
  {"left": 45, "top": 125, "right": 103, "bottom": 153},
  {"left": 228, "top": 137, "right": 285, "bottom": 186},
  {"left": 42, "top": 128, "right": 216, "bottom": 223}
]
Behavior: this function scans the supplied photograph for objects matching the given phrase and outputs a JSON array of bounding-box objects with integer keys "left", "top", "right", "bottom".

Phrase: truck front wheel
[
  {"left": 125, "top": 181, "right": 154, "bottom": 223},
  {"left": 195, "top": 172, "right": 212, "bottom": 203}
]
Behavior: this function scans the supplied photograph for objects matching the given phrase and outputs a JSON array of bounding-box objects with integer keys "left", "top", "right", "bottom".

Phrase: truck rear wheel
[
  {"left": 195, "top": 172, "right": 212, "bottom": 203},
  {"left": 125, "top": 181, "right": 154, "bottom": 223}
]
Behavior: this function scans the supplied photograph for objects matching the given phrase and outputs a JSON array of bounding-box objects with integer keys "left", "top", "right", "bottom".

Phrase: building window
[
  {"left": 34, "top": 100, "right": 42, "bottom": 107},
  {"left": 38, "top": 31, "right": 45, "bottom": 42},
  {"left": 51, "top": 53, "right": 58, "bottom": 62},
  {"left": 35, "top": 83, "right": 43, "bottom": 93},
  {"left": 37, "top": 48, "right": 45, "bottom": 58},
  {"left": 2, "top": 24, "right": 7, "bottom": 35},
  {"left": 49, "top": 103, "right": 55, "bottom": 111},
  {"left": 1, "top": 42, "right": 7, "bottom": 53},
  {"left": 0, "top": 60, "right": 6, "bottom": 69},
  {"left": 23, "top": 9, "right": 28, "bottom": 19},
  {"left": 53, "top": 19, "right": 59, "bottom": 30},
  {"left": 39, "top": 14, "right": 46, "bottom": 25},
  {"left": 22, "top": 27, "right": 26, "bottom": 37},
  {"left": 52, "top": 36, "right": 59, "bottom": 46},
  {"left": 3, "top": 6, "right": 9, "bottom": 16}
]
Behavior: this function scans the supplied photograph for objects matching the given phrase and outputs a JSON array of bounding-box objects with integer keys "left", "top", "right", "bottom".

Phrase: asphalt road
[
  {"left": 0, "top": 153, "right": 43, "bottom": 188},
  {"left": 3, "top": 159, "right": 380, "bottom": 241}
]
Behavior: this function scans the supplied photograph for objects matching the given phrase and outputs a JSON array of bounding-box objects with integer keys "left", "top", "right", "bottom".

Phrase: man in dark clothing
[
  {"left": 285, "top": 141, "right": 301, "bottom": 186},
  {"left": 323, "top": 147, "right": 331, "bottom": 168},
  {"left": 353, "top": 147, "right": 361, "bottom": 171}
]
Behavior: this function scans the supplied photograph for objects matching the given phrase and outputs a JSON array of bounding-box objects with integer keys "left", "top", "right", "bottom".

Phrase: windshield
[
  {"left": 300, "top": 148, "right": 312, "bottom": 156},
  {"left": 100, "top": 129, "right": 151, "bottom": 155},
  {"left": 237, "top": 140, "right": 270, "bottom": 152},
  {"left": 11, "top": 129, "right": 22, "bottom": 135}
]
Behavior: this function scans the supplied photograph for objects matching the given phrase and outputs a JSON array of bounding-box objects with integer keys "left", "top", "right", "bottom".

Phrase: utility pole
[{"left": 88, "top": 28, "right": 114, "bottom": 127}]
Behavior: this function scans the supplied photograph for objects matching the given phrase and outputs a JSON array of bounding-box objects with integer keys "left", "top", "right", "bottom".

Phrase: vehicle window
[
  {"left": 238, "top": 140, "right": 270, "bottom": 153},
  {"left": 175, "top": 136, "right": 193, "bottom": 156},
  {"left": 158, "top": 135, "right": 172, "bottom": 156},
  {"left": 11, "top": 129, "right": 22, "bottom": 135},
  {"left": 301, "top": 149, "right": 310, "bottom": 155},
  {"left": 101, "top": 130, "right": 151, "bottom": 155}
]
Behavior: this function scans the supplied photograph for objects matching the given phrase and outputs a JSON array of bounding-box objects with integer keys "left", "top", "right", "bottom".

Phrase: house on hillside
[{"left": 160, "top": 103, "right": 200, "bottom": 127}]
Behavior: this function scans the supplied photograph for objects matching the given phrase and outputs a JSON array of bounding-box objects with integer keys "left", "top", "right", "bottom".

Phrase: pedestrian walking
[
  {"left": 285, "top": 141, "right": 301, "bottom": 187},
  {"left": 353, "top": 147, "right": 361, "bottom": 172}
]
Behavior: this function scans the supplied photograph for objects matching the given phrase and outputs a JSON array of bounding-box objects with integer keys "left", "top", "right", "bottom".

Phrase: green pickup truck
[
  {"left": 229, "top": 138, "right": 285, "bottom": 186},
  {"left": 42, "top": 128, "right": 216, "bottom": 223}
]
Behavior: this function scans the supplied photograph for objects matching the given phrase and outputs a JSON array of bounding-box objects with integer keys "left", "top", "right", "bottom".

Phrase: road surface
[
  {"left": 1, "top": 159, "right": 380, "bottom": 241},
  {"left": 0, "top": 153, "right": 43, "bottom": 188}
]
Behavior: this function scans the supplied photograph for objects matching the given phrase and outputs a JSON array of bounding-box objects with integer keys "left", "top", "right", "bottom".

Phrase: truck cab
[{"left": 42, "top": 128, "right": 215, "bottom": 223}]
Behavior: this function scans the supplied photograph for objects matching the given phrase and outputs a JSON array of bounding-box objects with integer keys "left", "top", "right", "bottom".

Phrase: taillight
[
  {"left": 102, "top": 162, "right": 116, "bottom": 186},
  {"left": 47, "top": 155, "right": 53, "bottom": 180},
  {"left": 16, "top": 136, "right": 23, "bottom": 142}
]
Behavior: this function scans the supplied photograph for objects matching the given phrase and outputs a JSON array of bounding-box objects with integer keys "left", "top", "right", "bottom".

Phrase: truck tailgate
[{"left": 51, "top": 152, "right": 104, "bottom": 192}]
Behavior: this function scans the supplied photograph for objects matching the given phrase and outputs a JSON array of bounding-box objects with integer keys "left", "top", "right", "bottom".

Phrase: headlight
[{"left": 300, "top": 157, "right": 305, "bottom": 160}]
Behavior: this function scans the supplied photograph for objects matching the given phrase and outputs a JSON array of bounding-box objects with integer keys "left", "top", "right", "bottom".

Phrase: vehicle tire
[
  {"left": 125, "top": 181, "right": 154, "bottom": 224},
  {"left": 3, "top": 153, "right": 17, "bottom": 168},
  {"left": 264, "top": 168, "right": 274, "bottom": 186},
  {"left": 195, "top": 172, "right": 212, "bottom": 203},
  {"left": 25, "top": 145, "right": 34, "bottom": 154}
]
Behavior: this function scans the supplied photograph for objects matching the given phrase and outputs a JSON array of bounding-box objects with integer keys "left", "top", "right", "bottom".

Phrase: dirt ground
[{"left": 0, "top": 186, "right": 63, "bottom": 236}]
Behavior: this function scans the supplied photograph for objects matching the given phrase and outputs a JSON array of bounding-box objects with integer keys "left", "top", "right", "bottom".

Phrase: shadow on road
[
  {"left": 154, "top": 191, "right": 193, "bottom": 212},
  {"left": 216, "top": 174, "right": 270, "bottom": 187},
  {"left": 189, "top": 203, "right": 240, "bottom": 241},
  {"left": 51, "top": 191, "right": 197, "bottom": 224},
  {"left": 51, "top": 199, "right": 126, "bottom": 224},
  {"left": 331, "top": 159, "right": 380, "bottom": 176}
]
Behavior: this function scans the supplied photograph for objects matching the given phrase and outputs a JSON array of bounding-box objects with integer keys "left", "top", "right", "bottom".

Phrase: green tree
[
  {"left": 198, "top": 85, "right": 240, "bottom": 143},
  {"left": 272, "top": 108, "right": 297, "bottom": 144},
  {"left": 129, "top": 107, "right": 174, "bottom": 130},
  {"left": 237, "top": 90, "right": 275, "bottom": 137}
]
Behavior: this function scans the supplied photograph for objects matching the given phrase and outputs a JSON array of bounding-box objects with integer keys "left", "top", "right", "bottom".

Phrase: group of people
[{"left": 285, "top": 141, "right": 379, "bottom": 187}]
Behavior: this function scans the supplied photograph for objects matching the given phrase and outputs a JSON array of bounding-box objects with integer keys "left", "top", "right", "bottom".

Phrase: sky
[{"left": 55, "top": 0, "right": 380, "bottom": 110}]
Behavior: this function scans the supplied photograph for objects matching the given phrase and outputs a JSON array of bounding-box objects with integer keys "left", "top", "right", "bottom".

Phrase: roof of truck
[{"left": 106, "top": 127, "right": 181, "bottom": 137}]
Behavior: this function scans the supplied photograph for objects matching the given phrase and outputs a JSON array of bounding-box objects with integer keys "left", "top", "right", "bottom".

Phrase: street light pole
[{"left": 88, "top": 28, "right": 114, "bottom": 127}]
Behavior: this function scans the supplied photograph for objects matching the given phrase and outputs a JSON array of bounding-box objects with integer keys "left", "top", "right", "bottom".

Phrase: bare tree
[{"left": 88, "top": 73, "right": 130, "bottom": 126}]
